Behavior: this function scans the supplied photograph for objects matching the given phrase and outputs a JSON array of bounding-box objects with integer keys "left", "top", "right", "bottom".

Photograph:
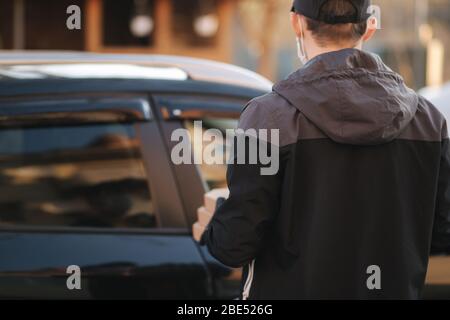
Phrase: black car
[{"left": 0, "top": 52, "right": 448, "bottom": 300}]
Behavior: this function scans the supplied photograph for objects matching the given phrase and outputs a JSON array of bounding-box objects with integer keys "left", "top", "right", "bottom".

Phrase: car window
[
  {"left": 184, "top": 118, "right": 238, "bottom": 190},
  {"left": 0, "top": 124, "right": 156, "bottom": 229}
]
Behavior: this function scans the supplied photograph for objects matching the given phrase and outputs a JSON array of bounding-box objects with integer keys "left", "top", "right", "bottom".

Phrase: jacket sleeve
[
  {"left": 201, "top": 100, "right": 284, "bottom": 268},
  {"left": 431, "top": 136, "right": 450, "bottom": 255}
]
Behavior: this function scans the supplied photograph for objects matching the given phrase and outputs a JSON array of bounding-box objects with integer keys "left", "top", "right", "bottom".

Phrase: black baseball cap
[{"left": 291, "top": 0, "right": 372, "bottom": 24}]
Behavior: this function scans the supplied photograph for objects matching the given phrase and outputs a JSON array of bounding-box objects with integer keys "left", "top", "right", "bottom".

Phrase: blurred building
[
  {"left": 0, "top": 0, "right": 236, "bottom": 62},
  {"left": 0, "top": 0, "right": 294, "bottom": 81},
  {"left": 368, "top": 0, "right": 450, "bottom": 89},
  {"left": 1, "top": 0, "right": 450, "bottom": 89}
]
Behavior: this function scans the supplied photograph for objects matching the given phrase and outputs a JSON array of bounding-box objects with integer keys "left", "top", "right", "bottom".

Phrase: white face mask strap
[{"left": 296, "top": 16, "right": 309, "bottom": 64}]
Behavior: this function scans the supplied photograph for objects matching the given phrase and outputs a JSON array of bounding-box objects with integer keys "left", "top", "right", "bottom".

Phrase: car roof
[{"left": 0, "top": 51, "right": 273, "bottom": 92}]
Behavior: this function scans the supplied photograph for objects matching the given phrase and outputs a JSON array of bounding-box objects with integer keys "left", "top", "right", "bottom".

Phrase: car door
[
  {"left": 154, "top": 93, "right": 246, "bottom": 299},
  {"left": 0, "top": 95, "right": 210, "bottom": 299}
]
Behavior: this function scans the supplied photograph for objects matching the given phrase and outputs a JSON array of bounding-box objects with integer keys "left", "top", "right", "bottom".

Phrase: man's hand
[
  {"left": 192, "top": 188, "right": 230, "bottom": 243},
  {"left": 193, "top": 207, "right": 213, "bottom": 242}
]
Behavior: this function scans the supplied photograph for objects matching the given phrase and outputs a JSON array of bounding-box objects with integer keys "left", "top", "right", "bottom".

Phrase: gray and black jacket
[{"left": 202, "top": 48, "right": 450, "bottom": 299}]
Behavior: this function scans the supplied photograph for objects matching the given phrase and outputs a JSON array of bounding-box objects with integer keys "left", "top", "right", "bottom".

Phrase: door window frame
[{"left": 154, "top": 93, "right": 245, "bottom": 225}]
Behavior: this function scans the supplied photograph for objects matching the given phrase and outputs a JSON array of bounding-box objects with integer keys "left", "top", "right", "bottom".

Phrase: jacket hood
[{"left": 273, "top": 48, "right": 419, "bottom": 145}]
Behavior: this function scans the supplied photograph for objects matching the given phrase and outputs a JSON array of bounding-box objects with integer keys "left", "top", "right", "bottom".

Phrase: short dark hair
[{"left": 303, "top": 0, "right": 368, "bottom": 46}]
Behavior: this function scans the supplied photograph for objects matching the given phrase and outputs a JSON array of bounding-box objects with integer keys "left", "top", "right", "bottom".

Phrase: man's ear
[
  {"left": 290, "top": 12, "right": 303, "bottom": 38},
  {"left": 362, "top": 17, "right": 378, "bottom": 42}
]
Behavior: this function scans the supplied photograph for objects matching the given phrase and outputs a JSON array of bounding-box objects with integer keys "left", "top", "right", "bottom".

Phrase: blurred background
[{"left": 0, "top": 0, "right": 449, "bottom": 91}]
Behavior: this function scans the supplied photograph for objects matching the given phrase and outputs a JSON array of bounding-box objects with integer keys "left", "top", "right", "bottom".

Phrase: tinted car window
[{"left": 0, "top": 124, "right": 156, "bottom": 229}]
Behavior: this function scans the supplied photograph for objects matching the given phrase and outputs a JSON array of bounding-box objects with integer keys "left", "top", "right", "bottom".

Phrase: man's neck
[{"left": 306, "top": 42, "right": 362, "bottom": 61}]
